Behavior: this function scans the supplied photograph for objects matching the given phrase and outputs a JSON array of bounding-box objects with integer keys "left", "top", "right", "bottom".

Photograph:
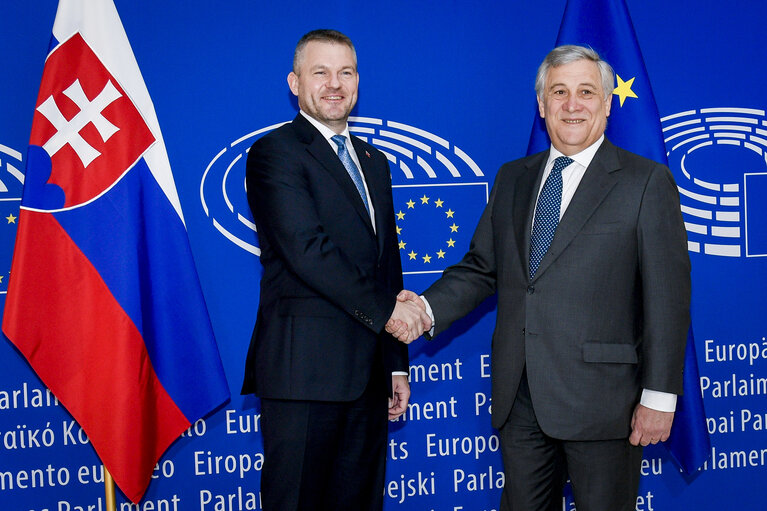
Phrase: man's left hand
[
  {"left": 388, "top": 374, "right": 410, "bottom": 420},
  {"left": 629, "top": 404, "right": 674, "bottom": 446}
]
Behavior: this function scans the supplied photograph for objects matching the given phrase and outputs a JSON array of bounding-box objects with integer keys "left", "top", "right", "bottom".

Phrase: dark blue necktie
[
  {"left": 529, "top": 156, "right": 573, "bottom": 279},
  {"left": 331, "top": 134, "right": 370, "bottom": 214}
]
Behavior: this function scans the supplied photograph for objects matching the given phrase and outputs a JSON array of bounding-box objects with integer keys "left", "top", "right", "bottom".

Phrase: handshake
[{"left": 385, "top": 290, "right": 432, "bottom": 344}]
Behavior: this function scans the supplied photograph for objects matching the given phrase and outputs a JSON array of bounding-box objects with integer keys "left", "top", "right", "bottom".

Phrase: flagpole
[{"left": 104, "top": 465, "right": 117, "bottom": 511}]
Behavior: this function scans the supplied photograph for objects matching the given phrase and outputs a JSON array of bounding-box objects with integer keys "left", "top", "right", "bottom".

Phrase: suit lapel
[
  {"left": 514, "top": 152, "right": 548, "bottom": 273},
  {"left": 351, "top": 136, "right": 388, "bottom": 255},
  {"left": 532, "top": 139, "right": 620, "bottom": 280},
  {"left": 293, "top": 115, "right": 376, "bottom": 236}
]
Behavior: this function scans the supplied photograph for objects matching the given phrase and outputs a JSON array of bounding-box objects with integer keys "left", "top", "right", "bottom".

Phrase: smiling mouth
[
  {"left": 563, "top": 119, "right": 584, "bottom": 124},
  {"left": 324, "top": 95, "right": 343, "bottom": 101}
]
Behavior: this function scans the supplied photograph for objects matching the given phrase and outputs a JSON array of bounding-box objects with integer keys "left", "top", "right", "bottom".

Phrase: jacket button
[
  {"left": 527, "top": 285, "right": 535, "bottom": 295},
  {"left": 522, "top": 328, "right": 526, "bottom": 335}
]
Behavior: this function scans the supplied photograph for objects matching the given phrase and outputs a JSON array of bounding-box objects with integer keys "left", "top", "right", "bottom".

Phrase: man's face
[
  {"left": 288, "top": 41, "right": 358, "bottom": 134},
  {"left": 537, "top": 59, "right": 612, "bottom": 156}
]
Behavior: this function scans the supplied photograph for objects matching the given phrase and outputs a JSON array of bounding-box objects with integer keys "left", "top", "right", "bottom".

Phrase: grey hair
[
  {"left": 293, "top": 29, "right": 357, "bottom": 74},
  {"left": 534, "top": 45, "right": 614, "bottom": 101}
]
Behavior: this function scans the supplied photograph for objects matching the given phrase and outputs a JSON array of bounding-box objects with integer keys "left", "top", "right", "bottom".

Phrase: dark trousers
[
  {"left": 259, "top": 373, "right": 388, "bottom": 511},
  {"left": 499, "top": 371, "right": 643, "bottom": 511}
]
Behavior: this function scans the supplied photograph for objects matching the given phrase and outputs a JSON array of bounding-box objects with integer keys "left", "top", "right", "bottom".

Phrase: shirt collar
[
  {"left": 548, "top": 135, "right": 605, "bottom": 170},
  {"left": 300, "top": 110, "right": 352, "bottom": 144}
]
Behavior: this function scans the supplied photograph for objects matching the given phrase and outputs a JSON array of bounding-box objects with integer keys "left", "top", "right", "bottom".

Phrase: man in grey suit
[{"left": 389, "top": 45, "right": 690, "bottom": 511}]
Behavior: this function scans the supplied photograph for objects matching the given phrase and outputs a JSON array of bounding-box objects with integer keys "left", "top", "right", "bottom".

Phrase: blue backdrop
[{"left": 1, "top": 1, "right": 766, "bottom": 510}]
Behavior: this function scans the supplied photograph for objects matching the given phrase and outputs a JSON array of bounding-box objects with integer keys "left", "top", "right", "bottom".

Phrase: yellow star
[
  {"left": 420, "top": 194, "right": 430, "bottom": 204},
  {"left": 436, "top": 249, "right": 446, "bottom": 259},
  {"left": 613, "top": 75, "right": 638, "bottom": 107},
  {"left": 408, "top": 250, "right": 418, "bottom": 260},
  {"left": 422, "top": 254, "right": 432, "bottom": 263},
  {"left": 396, "top": 225, "right": 402, "bottom": 234},
  {"left": 434, "top": 198, "right": 444, "bottom": 208},
  {"left": 6, "top": 214, "right": 17, "bottom": 224},
  {"left": 447, "top": 238, "right": 456, "bottom": 248},
  {"left": 445, "top": 209, "right": 455, "bottom": 218},
  {"left": 450, "top": 223, "right": 459, "bottom": 233},
  {"left": 406, "top": 199, "right": 416, "bottom": 209},
  {"left": 398, "top": 240, "right": 407, "bottom": 250},
  {"left": 396, "top": 210, "right": 405, "bottom": 220},
  {"left": 0, "top": 275, "right": 4, "bottom": 283}
]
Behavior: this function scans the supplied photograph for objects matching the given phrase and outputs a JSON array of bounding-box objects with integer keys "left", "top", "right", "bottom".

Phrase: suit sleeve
[
  {"left": 247, "top": 135, "right": 396, "bottom": 334},
  {"left": 636, "top": 163, "right": 691, "bottom": 395},
  {"left": 423, "top": 169, "right": 503, "bottom": 337}
]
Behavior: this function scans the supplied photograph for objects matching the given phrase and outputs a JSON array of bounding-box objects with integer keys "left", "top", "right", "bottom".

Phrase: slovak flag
[{"left": 2, "top": 0, "right": 229, "bottom": 503}]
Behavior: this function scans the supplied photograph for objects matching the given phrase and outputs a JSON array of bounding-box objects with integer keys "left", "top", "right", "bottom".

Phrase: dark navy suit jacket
[{"left": 242, "top": 113, "right": 408, "bottom": 401}]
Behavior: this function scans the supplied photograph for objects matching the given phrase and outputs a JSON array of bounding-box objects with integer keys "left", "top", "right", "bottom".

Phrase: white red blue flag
[{"left": 2, "top": 0, "right": 229, "bottom": 502}]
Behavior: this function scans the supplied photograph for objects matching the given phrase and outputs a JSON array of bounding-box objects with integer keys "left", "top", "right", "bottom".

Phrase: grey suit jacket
[{"left": 423, "top": 138, "right": 690, "bottom": 439}]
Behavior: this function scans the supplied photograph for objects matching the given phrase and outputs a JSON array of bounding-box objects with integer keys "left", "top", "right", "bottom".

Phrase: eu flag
[
  {"left": 665, "top": 327, "right": 711, "bottom": 473},
  {"left": 527, "top": 0, "right": 710, "bottom": 474}
]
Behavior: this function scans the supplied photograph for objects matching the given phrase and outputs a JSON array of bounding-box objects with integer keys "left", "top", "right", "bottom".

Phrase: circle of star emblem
[{"left": 396, "top": 194, "right": 460, "bottom": 266}]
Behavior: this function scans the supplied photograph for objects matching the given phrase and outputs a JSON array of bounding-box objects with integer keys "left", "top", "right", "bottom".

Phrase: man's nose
[{"left": 564, "top": 95, "right": 580, "bottom": 112}]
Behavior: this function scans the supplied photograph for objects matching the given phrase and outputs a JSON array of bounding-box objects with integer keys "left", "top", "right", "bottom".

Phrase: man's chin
[{"left": 316, "top": 115, "right": 352, "bottom": 128}]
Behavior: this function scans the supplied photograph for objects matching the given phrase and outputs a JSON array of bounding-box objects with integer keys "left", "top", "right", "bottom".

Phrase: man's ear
[{"left": 287, "top": 72, "right": 299, "bottom": 96}]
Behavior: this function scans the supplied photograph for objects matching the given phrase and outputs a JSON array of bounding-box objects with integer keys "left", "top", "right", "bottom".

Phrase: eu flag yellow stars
[{"left": 393, "top": 183, "right": 487, "bottom": 275}]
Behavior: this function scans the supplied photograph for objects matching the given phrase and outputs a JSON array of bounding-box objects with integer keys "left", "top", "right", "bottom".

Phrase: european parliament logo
[
  {"left": 349, "top": 118, "right": 487, "bottom": 274},
  {"left": 662, "top": 107, "right": 767, "bottom": 258},
  {"left": 201, "top": 119, "right": 488, "bottom": 271},
  {"left": 0, "top": 143, "right": 24, "bottom": 294},
  {"left": 200, "top": 123, "right": 287, "bottom": 256}
]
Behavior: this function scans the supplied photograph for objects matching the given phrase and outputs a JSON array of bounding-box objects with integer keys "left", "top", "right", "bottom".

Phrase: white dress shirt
[{"left": 534, "top": 136, "right": 603, "bottom": 219}]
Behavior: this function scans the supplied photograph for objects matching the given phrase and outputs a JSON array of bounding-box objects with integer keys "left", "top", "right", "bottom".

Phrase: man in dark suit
[
  {"left": 390, "top": 45, "right": 690, "bottom": 511},
  {"left": 242, "top": 29, "right": 430, "bottom": 511}
]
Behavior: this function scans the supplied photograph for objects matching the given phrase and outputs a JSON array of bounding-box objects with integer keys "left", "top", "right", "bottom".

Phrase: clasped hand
[{"left": 385, "top": 290, "right": 431, "bottom": 343}]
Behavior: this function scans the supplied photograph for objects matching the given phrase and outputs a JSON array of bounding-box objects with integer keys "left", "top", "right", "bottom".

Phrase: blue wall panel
[{"left": 1, "top": 1, "right": 765, "bottom": 510}]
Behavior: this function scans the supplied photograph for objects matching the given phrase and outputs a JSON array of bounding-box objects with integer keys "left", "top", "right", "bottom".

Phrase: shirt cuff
[
  {"left": 640, "top": 389, "right": 677, "bottom": 412},
  {"left": 392, "top": 371, "right": 408, "bottom": 376},
  {"left": 420, "top": 295, "right": 435, "bottom": 337}
]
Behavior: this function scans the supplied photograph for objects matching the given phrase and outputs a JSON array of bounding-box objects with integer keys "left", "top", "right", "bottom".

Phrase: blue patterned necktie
[
  {"left": 529, "top": 155, "right": 573, "bottom": 279},
  {"left": 331, "top": 134, "right": 370, "bottom": 214}
]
